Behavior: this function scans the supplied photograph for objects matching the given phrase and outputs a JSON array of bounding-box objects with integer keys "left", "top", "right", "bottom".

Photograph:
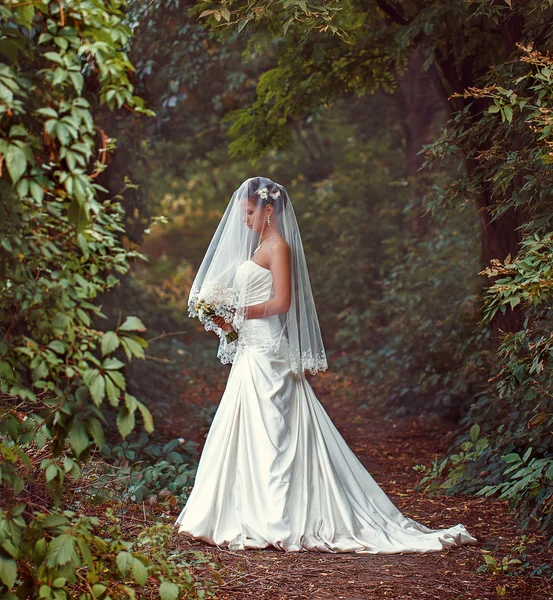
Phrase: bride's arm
[{"left": 245, "top": 242, "right": 291, "bottom": 320}]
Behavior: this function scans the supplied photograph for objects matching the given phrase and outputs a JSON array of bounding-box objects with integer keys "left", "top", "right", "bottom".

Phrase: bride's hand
[{"left": 213, "top": 314, "right": 235, "bottom": 333}]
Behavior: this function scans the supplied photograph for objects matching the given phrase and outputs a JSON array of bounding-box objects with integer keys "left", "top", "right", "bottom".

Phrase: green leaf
[
  {"left": 77, "top": 538, "right": 94, "bottom": 569},
  {"left": 43, "top": 514, "right": 68, "bottom": 528},
  {"left": 105, "top": 375, "right": 120, "bottom": 407},
  {"left": 136, "top": 399, "right": 154, "bottom": 434},
  {"left": 103, "top": 357, "right": 125, "bottom": 370},
  {"left": 502, "top": 453, "right": 521, "bottom": 464},
  {"left": 87, "top": 418, "right": 105, "bottom": 449},
  {"left": 523, "top": 447, "right": 532, "bottom": 462},
  {"left": 160, "top": 581, "right": 179, "bottom": 600},
  {"left": 70, "top": 421, "right": 89, "bottom": 457},
  {"left": 119, "top": 316, "right": 146, "bottom": 332},
  {"left": 47, "top": 340, "right": 66, "bottom": 354},
  {"left": 89, "top": 372, "right": 106, "bottom": 406},
  {"left": 35, "top": 107, "right": 58, "bottom": 118},
  {"left": 102, "top": 331, "right": 120, "bottom": 356},
  {"left": 503, "top": 105, "right": 513, "bottom": 123},
  {"left": 92, "top": 584, "right": 107, "bottom": 596},
  {"left": 5, "top": 144, "right": 27, "bottom": 184},
  {"left": 43, "top": 51, "right": 64, "bottom": 65},
  {"left": 122, "top": 336, "right": 145, "bottom": 359},
  {"left": 69, "top": 71, "right": 84, "bottom": 94},
  {"left": 132, "top": 557, "right": 148, "bottom": 586},
  {"left": 106, "top": 370, "right": 126, "bottom": 390},
  {"left": 47, "top": 534, "right": 76, "bottom": 567},
  {"left": 470, "top": 423, "right": 480, "bottom": 444},
  {"left": 117, "top": 551, "right": 134, "bottom": 577},
  {"left": 15, "top": 5, "right": 35, "bottom": 29},
  {"left": 0, "top": 555, "right": 17, "bottom": 588},
  {"left": 45, "top": 463, "right": 58, "bottom": 482},
  {"left": 117, "top": 405, "right": 135, "bottom": 439},
  {"left": 483, "top": 554, "right": 498, "bottom": 567}
]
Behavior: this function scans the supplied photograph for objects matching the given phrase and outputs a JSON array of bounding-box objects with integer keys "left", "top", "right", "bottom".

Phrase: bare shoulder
[
  {"left": 272, "top": 238, "right": 291, "bottom": 260},
  {"left": 262, "top": 238, "right": 290, "bottom": 271},
  {"left": 274, "top": 237, "right": 290, "bottom": 250}
]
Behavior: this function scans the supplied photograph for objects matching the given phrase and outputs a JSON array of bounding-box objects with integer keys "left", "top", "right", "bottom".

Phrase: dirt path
[{"left": 165, "top": 345, "right": 553, "bottom": 599}]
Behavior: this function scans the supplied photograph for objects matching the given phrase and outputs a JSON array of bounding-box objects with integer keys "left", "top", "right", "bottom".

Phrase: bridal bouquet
[{"left": 192, "top": 285, "right": 239, "bottom": 344}]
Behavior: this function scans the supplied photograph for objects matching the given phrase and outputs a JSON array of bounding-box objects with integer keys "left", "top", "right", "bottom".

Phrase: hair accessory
[
  {"left": 269, "top": 188, "right": 281, "bottom": 200},
  {"left": 257, "top": 187, "right": 269, "bottom": 201}
]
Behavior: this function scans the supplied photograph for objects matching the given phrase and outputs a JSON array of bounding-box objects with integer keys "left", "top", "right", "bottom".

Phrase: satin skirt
[{"left": 175, "top": 320, "right": 477, "bottom": 553}]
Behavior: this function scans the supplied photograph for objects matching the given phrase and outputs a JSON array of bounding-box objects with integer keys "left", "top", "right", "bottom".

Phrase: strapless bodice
[
  {"left": 234, "top": 260, "right": 288, "bottom": 355},
  {"left": 235, "top": 260, "right": 274, "bottom": 305}
]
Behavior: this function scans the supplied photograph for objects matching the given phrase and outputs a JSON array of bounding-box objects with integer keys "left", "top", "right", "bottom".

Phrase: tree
[{"left": 198, "top": 0, "right": 552, "bottom": 334}]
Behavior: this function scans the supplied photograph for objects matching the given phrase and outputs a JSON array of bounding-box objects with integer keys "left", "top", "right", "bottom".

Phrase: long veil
[{"left": 188, "top": 176, "right": 328, "bottom": 376}]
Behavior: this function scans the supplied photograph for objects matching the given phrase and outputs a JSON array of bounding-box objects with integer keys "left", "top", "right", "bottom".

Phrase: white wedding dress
[{"left": 175, "top": 260, "right": 477, "bottom": 553}]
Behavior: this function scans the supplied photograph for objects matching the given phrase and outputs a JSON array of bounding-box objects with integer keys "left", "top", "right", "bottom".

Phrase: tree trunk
[
  {"left": 396, "top": 47, "right": 445, "bottom": 236},
  {"left": 470, "top": 170, "right": 527, "bottom": 336}
]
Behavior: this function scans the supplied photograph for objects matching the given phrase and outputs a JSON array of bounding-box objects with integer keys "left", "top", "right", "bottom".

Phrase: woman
[{"left": 175, "top": 176, "right": 477, "bottom": 553}]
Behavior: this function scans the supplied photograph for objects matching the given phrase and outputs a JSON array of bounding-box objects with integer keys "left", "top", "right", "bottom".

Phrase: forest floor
[{"left": 149, "top": 331, "right": 553, "bottom": 600}]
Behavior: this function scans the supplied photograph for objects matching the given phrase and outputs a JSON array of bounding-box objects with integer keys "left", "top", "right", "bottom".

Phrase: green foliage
[
  {"left": 332, "top": 199, "right": 486, "bottom": 417},
  {"left": 198, "top": 0, "right": 345, "bottom": 38},
  {"left": 97, "top": 435, "right": 199, "bottom": 505},
  {"left": 415, "top": 424, "right": 491, "bottom": 494},
  {"left": 0, "top": 506, "right": 213, "bottom": 599},
  {"left": 418, "top": 41, "right": 553, "bottom": 540},
  {"left": 478, "top": 450, "right": 553, "bottom": 534},
  {"left": 0, "top": 1, "right": 212, "bottom": 597}
]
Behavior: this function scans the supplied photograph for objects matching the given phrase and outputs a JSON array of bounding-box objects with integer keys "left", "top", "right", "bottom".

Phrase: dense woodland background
[{"left": 2, "top": 0, "right": 553, "bottom": 597}]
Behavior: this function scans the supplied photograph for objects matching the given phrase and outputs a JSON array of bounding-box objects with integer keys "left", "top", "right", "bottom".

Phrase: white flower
[
  {"left": 270, "top": 188, "right": 281, "bottom": 200},
  {"left": 257, "top": 187, "right": 269, "bottom": 200}
]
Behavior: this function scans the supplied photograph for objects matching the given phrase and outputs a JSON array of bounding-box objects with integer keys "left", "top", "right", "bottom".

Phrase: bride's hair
[{"left": 248, "top": 177, "right": 287, "bottom": 215}]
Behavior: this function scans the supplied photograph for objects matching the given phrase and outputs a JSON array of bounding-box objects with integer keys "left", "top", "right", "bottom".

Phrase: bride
[{"left": 175, "top": 176, "right": 477, "bottom": 553}]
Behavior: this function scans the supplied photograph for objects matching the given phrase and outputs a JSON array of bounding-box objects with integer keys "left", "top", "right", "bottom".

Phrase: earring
[{"left": 267, "top": 215, "right": 271, "bottom": 225}]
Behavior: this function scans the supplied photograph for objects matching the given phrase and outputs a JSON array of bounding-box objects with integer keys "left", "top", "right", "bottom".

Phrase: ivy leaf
[
  {"left": 105, "top": 375, "right": 120, "bottom": 407},
  {"left": 69, "top": 71, "right": 84, "bottom": 94},
  {"left": 121, "top": 336, "right": 145, "bottom": 359},
  {"left": 88, "top": 372, "right": 106, "bottom": 406},
  {"left": 136, "top": 399, "right": 154, "bottom": 434},
  {"left": 5, "top": 143, "right": 27, "bottom": 184},
  {"left": 43, "top": 51, "right": 64, "bottom": 65},
  {"left": 86, "top": 418, "right": 105, "bottom": 449},
  {"left": 117, "top": 405, "right": 135, "bottom": 439},
  {"left": 106, "top": 370, "right": 126, "bottom": 390},
  {"left": 70, "top": 421, "right": 89, "bottom": 457},
  {"left": 47, "top": 340, "right": 66, "bottom": 354},
  {"left": 35, "top": 107, "right": 58, "bottom": 118},
  {"left": 101, "top": 331, "right": 120, "bottom": 356},
  {"left": 103, "top": 357, "right": 125, "bottom": 370},
  {"left": 118, "top": 316, "right": 146, "bottom": 332}
]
